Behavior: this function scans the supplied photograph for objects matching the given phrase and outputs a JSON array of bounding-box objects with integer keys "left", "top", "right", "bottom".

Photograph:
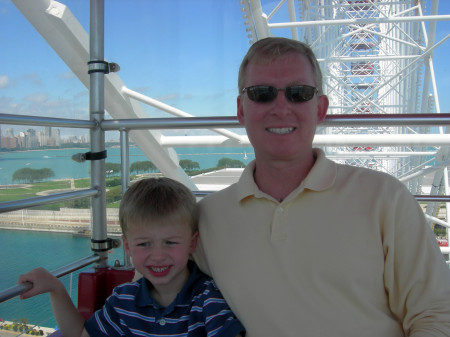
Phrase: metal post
[
  {"left": 120, "top": 128, "right": 132, "bottom": 268},
  {"left": 89, "top": 0, "right": 108, "bottom": 268},
  {"left": 120, "top": 129, "right": 130, "bottom": 194}
]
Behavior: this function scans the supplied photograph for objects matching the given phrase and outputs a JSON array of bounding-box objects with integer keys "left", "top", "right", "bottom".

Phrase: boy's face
[{"left": 123, "top": 220, "right": 198, "bottom": 296}]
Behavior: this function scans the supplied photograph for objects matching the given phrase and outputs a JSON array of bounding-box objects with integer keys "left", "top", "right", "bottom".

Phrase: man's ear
[
  {"left": 317, "top": 94, "right": 329, "bottom": 124},
  {"left": 190, "top": 231, "right": 199, "bottom": 253},
  {"left": 237, "top": 95, "right": 245, "bottom": 125}
]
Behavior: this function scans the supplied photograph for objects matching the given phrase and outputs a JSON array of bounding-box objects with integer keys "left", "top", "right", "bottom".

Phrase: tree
[
  {"left": 179, "top": 159, "right": 200, "bottom": 171},
  {"left": 105, "top": 163, "right": 121, "bottom": 177},
  {"left": 130, "top": 161, "right": 157, "bottom": 174},
  {"left": 12, "top": 167, "right": 55, "bottom": 183},
  {"left": 217, "top": 157, "right": 245, "bottom": 169}
]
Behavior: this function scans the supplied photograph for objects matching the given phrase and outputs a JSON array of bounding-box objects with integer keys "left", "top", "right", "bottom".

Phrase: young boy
[{"left": 18, "top": 177, "right": 245, "bottom": 337}]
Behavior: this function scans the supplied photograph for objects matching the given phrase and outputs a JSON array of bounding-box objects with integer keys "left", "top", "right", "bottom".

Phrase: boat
[
  {"left": 0, "top": 0, "right": 449, "bottom": 334},
  {"left": 72, "top": 229, "right": 91, "bottom": 238}
]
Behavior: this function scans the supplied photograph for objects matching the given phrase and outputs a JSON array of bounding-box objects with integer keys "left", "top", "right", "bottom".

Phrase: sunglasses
[{"left": 242, "top": 85, "right": 318, "bottom": 103}]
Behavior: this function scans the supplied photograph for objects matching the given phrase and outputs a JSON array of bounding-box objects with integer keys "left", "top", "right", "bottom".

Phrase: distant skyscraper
[
  {"left": 44, "top": 126, "right": 51, "bottom": 137},
  {"left": 54, "top": 128, "right": 61, "bottom": 146},
  {"left": 5, "top": 128, "right": 14, "bottom": 138},
  {"left": 27, "top": 128, "right": 39, "bottom": 149}
]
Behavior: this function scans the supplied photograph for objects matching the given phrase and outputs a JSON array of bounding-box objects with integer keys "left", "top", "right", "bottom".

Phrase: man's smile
[{"left": 266, "top": 127, "right": 295, "bottom": 134}]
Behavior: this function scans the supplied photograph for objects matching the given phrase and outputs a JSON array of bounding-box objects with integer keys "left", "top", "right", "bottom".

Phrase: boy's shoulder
[
  {"left": 107, "top": 263, "right": 226, "bottom": 307},
  {"left": 108, "top": 280, "right": 142, "bottom": 302},
  {"left": 189, "top": 264, "right": 227, "bottom": 305}
]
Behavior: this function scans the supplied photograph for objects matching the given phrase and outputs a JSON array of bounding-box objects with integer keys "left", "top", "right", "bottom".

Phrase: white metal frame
[{"left": 8, "top": 0, "right": 450, "bottom": 235}]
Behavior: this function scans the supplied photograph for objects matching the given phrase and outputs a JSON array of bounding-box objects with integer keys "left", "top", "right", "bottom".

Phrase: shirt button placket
[{"left": 271, "top": 205, "right": 287, "bottom": 241}]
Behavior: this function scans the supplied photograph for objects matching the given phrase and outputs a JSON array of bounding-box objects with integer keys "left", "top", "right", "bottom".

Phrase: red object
[
  {"left": 437, "top": 239, "right": 449, "bottom": 247},
  {"left": 77, "top": 268, "right": 135, "bottom": 320}
]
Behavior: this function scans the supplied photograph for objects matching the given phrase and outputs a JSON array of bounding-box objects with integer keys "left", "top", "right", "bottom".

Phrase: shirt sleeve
[
  {"left": 383, "top": 182, "right": 450, "bottom": 336},
  {"left": 193, "top": 279, "right": 245, "bottom": 337}
]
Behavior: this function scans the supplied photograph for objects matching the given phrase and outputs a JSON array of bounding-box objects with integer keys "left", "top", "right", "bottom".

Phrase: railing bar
[
  {"left": 195, "top": 191, "right": 450, "bottom": 202},
  {"left": 101, "top": 117, "right": 240, "bottom": 130},
  {"left": 0, "top": 188, "right": 98, "bottom": 213},
  {"left": 0, "top": 190, "right": 447, "bottom": 214},
  {"left": 0, "top": 113, "right": 96, "bottom": 129},
  {"left": 414, "top": 195, "right": 450, "bottom": 202},
  {"left": 0, "top": 254, "right": 101, "bottom": 304},
  {"left": 322, "top": 113, "right": 450, "bottom": 126},
  {"left": 101, "top": 113, "right": 450, "bottom": 131},
  {"left": 193, "top": 190, "right": 217, "bottom": 197},
  {"left": 2, "top": 113, "right": 450, "bottom": 131}
]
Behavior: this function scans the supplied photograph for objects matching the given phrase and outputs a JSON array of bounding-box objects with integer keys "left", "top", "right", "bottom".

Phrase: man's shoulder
[
  {"left": 337, "top": 161, "right": 392, "bottom": 177},
  {"left": 198, "top": 183, "right": 237, "bottom": 206},
  {"left": 335, "top": 162, "right": 406, "bottom": 190}
]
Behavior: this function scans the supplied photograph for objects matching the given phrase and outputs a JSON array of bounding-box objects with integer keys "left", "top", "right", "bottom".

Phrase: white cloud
[
  {"left": 22, "top": 73, "right": 42, "bottom": 86},
  {"left": 0, "top": 75, "right": 9, "bottom": 89},
  {"left": 25, "top": 92, "right": 48, "bottom": 104},
  {"left": 59, "top": 71, "right": 75, "bottom": 79}
]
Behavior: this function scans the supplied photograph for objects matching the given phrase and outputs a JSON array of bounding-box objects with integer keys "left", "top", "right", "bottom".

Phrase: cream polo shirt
[{"left": 195, "top": 148, "right": 450, "bottom": 337}]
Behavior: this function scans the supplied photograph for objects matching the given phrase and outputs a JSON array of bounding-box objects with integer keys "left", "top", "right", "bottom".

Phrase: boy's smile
[{"left": 148, "top": 265, "right": 171, "bottom": 277}]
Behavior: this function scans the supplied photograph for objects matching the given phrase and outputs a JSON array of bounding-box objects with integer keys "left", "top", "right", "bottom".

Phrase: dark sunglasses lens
[
  {"left": 286, "top": 86, "right": 316, "bottom": 102},
  {"left": 247, "top": 86, "right": 278, "bottom": 102}
]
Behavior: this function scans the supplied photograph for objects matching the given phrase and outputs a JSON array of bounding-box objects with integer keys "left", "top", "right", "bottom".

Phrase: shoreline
[
  {"left": 0, "top": 208, "right": 122, "bottom": 237},
  {"left": 0, "top": 320, "right": 55, "bottom": 336},
  {"left": 0, "top": 225, "right": 121, "bottom": 237}
]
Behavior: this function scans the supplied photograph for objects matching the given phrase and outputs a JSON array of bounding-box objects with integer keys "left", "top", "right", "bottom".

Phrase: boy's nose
[{"left": 149, "top": 246, "right": 166, "bottom": 260}]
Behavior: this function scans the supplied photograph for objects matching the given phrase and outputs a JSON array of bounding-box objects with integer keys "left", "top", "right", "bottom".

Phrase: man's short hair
[{"left": 238, "top": 37, "right": 324, "bottom": 95}]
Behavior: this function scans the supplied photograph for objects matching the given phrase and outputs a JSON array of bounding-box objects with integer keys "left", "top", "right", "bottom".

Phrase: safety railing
[
  {"left": 1, "top": 111, "right": 450, "bottom": 304},
  {"left": 0, "top": 255, "right": 101, "bottom": 303}
]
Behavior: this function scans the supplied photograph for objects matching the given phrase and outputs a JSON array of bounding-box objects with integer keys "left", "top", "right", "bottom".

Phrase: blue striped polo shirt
[{"left": 85, "top": 261, "right": 245, "bottom": 336}]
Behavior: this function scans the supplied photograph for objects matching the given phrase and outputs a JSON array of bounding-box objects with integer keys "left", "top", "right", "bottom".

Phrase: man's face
[{"left": 237, "top": 53, "right": 328, "bottom": 163}]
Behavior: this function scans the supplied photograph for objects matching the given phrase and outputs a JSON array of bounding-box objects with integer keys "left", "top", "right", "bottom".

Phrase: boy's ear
[
  {"left": 122, "top": 235, "right": 131, "bottom": 255},
  {"left": 190, "top": 231, "right": 199, "bottom": 253}
]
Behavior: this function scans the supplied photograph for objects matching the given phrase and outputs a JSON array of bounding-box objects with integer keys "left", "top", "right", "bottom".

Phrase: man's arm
[
  {"left": 18, "top": 267, "right": 89, "bottom": 337},
  {"left": 383, "top": 185, "right": 450, "bottom": 336}
]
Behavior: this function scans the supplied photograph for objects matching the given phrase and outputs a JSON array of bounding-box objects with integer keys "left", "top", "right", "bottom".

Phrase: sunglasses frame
[{"left": 242, "top": 84, "right": 318, "bottom": 103}]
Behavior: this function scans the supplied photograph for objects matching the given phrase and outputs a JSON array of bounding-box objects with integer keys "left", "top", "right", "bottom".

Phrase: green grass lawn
[
  {"left": 0, "top": 180, "right": 71, "bottom": 202},
  {"left": 0, "top": 178, "right": 121, "bottom": 209}
]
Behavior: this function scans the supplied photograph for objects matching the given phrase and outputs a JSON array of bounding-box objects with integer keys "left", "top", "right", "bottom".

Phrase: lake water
[
  {"left": 0, "top": 146, "right": 254, "bottom": 185},
  {"left": 0, "top": 229, "right": 124, "bottom": 328},
  {"left": 0, "top": 146, "right": 254, "bottom": 328}
]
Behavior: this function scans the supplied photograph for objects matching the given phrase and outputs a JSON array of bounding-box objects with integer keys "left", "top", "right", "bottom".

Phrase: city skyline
[{"left": 0, "top": 124, "right": 90, "bottom": 150}]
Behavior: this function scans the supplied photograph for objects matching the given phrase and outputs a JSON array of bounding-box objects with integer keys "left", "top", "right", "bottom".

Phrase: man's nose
[{"left": 272, "top": 90, "right": 291, "bottom": 115}]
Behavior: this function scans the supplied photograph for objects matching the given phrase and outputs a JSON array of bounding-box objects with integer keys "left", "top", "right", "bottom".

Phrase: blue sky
[{"left": 0, "top": 0, "right": 449, "bottom": 140}]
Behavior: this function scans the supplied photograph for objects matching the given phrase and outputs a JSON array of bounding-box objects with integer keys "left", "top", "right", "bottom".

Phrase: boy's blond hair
[{"left": 119, "top": 177, "right": 198, "bottom": 236}]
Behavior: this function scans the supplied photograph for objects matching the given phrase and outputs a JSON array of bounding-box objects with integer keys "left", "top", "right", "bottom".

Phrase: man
[{"left": 195, "top": 37, "right": 450, "bottom": 336}]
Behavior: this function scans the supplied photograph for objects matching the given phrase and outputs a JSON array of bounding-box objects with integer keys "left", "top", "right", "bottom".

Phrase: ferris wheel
[
  {"left": 240, "top": 0, "right": 449, "bottom": 225},
  {"left": 241, "top": 0, "right": 447, "bottom": 186}
]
